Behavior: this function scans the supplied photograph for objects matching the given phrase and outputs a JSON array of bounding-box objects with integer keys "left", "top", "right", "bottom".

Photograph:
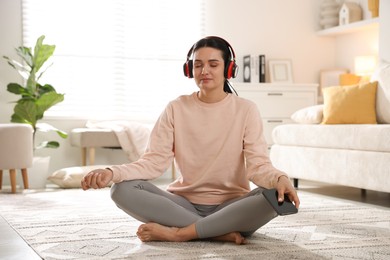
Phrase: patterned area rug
[{"left": 1, "top": 185, "right": 390, "bottom": 260}]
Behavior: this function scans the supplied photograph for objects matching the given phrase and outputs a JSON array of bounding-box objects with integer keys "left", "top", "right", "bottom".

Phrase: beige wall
[
  {"left": 204, "top": 0, "right": 379, "bottom": 83},
  {"left": 205, "top": 0, "right": 332, "bottom": 84}
]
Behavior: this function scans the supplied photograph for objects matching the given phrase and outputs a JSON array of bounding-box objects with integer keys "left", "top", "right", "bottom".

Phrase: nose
[{"left": 201, "top": 66, "right": 208, "bottom": 74}]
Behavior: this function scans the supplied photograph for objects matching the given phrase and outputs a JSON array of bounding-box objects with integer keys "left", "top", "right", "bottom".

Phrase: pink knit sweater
[{"left": 110, "top": 92, "right": 287, "bottom": 204}]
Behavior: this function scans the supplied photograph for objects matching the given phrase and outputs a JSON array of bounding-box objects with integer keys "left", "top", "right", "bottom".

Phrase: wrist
[
  {"left": 105, "top": 167, "right": 114, "bottom": 179},
  {"left": 277, "top": 175, "right": 288, "bottom": 183}
]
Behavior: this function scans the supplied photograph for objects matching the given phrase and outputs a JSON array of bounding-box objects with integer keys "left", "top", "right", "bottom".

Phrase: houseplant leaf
[
  {"left": 3, "top": 55, "right": 30, "bottom": 79},
  {"left": 35, "top": 91, "right": 64, "bottom": 118},
  {"left": 7, "top": 83, "right": 29, "bottom": 96},
  {"left": 35, "top": 141, "right": 60, "bottom": 150},
  {"left": 38, "top": 84, "right": 56, "bottom": 95},
  {"left": 33, "top": 36, "right": 55, "bottom": 75},
  {"left": 11, "top": 100, "right": 38, "bottom": 127},
  {"left": 15, "top": 46, "right": 33, "bottom": 68},
  {"left": 37, "top": 123, "right": 68, "bottom": 139}
]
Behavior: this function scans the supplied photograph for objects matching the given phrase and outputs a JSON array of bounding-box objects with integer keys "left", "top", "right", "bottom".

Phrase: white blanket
[{"left": 86, "top": 120, "right": 153, "bottom": 161}]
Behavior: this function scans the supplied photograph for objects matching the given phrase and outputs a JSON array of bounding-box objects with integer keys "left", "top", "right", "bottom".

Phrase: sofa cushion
[
  {"left": 270, "top": 144, "right": 390, "bottom": 193},
  {"left": 339, "top": 73, "right": 361, "bottom": 86},
  {"left": 322, "top": 82, "right": 378, "bottom": 124},
  {"left": 291, "top": 105, "right": 324, "bottom": 124},
  {"left": 371, "top": 60, "right": 390, "bottom": 123},
  {"left": 272, "top": 124, "right": 390, "bottom": 153}
]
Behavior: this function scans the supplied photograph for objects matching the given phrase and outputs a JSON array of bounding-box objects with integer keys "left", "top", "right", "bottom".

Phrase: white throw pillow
[
  {"left": 371, "top": 59, "right": 390, "bottom": 123},
  {"left": 291, "top": 105, "right": 324, "bottom": 124},
  {"left": 48, "top": 165, "right": 111, "bottom": 188}
]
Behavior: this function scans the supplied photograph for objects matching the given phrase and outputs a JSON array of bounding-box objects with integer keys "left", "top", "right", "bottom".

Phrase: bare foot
[
  {"left": 212, "top": 232, "right": 247, "bottom": 245},
  {"left": 136, "top": 223, "right": 192, "bottom": 242},
  {"left": 136, "top": 223, "right": 246, "bottom": 245}
]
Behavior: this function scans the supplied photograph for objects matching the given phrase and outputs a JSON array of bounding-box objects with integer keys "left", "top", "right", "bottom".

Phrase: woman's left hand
[{"left": 275, "top": 176, "right": 300, "bottom": 208}]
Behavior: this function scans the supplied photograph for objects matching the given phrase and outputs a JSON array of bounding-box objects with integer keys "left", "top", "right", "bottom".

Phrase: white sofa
[{"left": 270, "top": 61, "right": 390, "bottom": 193}]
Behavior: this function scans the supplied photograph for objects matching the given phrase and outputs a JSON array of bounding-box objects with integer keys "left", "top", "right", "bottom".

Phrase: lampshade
[{"left": 354, "top": 55, "right": 377, "bottom": 76}]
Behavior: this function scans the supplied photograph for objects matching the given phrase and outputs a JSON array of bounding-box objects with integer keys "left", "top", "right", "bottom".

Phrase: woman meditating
[{"left": 81, "top": 36, "right": 300, "bottom": 245}]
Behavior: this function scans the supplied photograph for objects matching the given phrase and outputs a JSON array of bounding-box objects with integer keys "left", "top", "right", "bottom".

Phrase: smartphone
[{"left": 263, "top": 188, "right": 298, "bottom": 216}]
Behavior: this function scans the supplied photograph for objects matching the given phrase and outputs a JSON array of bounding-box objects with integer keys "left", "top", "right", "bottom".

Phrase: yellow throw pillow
[
  {"left": 339, "top": 73, "right": 361, "bottom": 86},
  {"left": 322, "top": 81, "right": 378, "bottom": 124}
]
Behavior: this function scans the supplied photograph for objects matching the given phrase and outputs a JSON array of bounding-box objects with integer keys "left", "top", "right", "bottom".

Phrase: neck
[{"left": 197, "top": 90, "right": 227, "bottom": 103}]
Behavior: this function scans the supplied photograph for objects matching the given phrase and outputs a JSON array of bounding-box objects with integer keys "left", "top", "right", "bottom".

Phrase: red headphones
[{"left": 183, "top": 36, "right": 238, "bottom": 79}]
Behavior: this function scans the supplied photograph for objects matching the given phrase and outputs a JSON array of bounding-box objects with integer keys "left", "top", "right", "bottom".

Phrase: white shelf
[
  {"left": 233, "top": 84, "right": 318, "bottom": 146},
  {"left": 317, "top": 17, "right": 379, "bottom": 36}
]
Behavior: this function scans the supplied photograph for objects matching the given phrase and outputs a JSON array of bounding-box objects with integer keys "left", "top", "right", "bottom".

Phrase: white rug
[{"left": 1, "top": 185, "right": 390, "bottom": 260}]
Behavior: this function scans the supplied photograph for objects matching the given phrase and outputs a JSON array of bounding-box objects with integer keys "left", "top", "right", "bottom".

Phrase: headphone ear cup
[
  {"left": 225, "top": 61, "right": 237, "bottom": 79},
  {"left": 183, "top": 60, "right": 193, "bottom": 78},
  {"left": 231, "top": 62, "right": 238, "bottom": 78},
  {"left": 183, "top": 62, "right": 189, "bottom": 77}
]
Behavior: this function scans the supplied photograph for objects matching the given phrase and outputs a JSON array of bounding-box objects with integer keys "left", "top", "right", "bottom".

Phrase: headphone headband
[
  {"left": 183, "top": 36, "right": 238, "bottom": 79},
  {"left": 185, "top": 36, "right": 236, "bottom": 61}
]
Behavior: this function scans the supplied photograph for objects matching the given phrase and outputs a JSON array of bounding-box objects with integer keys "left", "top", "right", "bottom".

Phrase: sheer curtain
[{"left": 22, "top": 0, "right": 205, "bottom": 122}]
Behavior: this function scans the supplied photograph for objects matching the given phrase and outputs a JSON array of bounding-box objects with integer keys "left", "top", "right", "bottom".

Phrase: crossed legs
[{"left": 110, "top": 180, "right": 277, "bottom": 244}]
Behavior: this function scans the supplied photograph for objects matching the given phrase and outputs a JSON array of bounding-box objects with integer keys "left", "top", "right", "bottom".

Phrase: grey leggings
[{"left": 110, "top": 180, "right": 277, "bottom": 239}]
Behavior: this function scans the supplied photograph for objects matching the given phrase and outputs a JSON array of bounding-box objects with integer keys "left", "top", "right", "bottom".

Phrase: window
[{"left": 22, "top": 0, "right": 205, "bottom": 122}]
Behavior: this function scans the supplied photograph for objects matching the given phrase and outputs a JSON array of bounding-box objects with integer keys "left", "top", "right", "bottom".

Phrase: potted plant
[
  {"left": 3, "top": 35, "right": 67, "bottom": 188},
  {"left": 3, "top": 35, "right": 67, "bottom": 149}
]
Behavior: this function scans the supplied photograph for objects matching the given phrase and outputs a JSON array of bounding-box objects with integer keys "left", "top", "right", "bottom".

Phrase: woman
[{"left": 81, "top": 36, "right": 300, "bottom": 245}]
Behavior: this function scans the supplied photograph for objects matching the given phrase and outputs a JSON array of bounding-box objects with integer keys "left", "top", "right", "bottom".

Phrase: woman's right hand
[{"left": 81, "top": 168, "right": 113, "bottom": 190}]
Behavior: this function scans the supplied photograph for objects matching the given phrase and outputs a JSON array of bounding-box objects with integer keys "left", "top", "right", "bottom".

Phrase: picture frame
[
  {"left": 319, "top": 68, "right": 349, "bottom": 89},
  {"left": 269, "top": 59, "right": 293, "bottom": 83},
  {"left": 243, "top": 55, "right": 251, "bottom": 82}
]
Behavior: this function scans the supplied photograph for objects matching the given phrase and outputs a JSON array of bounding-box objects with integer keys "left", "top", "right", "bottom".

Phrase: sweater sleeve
[
  {"left": 243, "top": 102, "right": 288, "bottom": 188},
  {"left": 110, "top": 103, "right": 175, "bottom": 183}
]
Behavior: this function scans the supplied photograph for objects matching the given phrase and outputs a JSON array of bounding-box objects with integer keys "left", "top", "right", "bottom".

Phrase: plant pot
[{"left": 28, "top": 156, "right": 51, "bottom": 189}]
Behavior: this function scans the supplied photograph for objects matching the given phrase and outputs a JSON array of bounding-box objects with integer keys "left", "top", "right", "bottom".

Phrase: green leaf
[
  {"left": 33, "top": 35, "right": 56, "bottom": 73},
  {"left": 39, "top": 84, "right": 56, "bottom": 95},
  {"left": 7, "top": 83, "right": 27, "bottom": 95},
  {"left": 36, "top": 123, "right": 68, "bottom": 139},
  {"left": 10, "top": 113, "right": 31, "bottom": 125},
  {"left": 36, "top": 63, "right": 54, "bottom": 82},
  {"left": 56, "top": 130, "right": 68, "bottom": 139},
  {"left": 35, "top": 92, "right": 64, "bottom": 117},
  {"left": 4, "top": 55, "right": 27, "bottom": 71},
  {"left": 3, "top": 55, "right": 30, "bottom": 80},
  {"left": 26, "top": 69, "right": 37, "bottom": 93},
  {"left": 15, "top": 46, "right": 33, "bottom": 68},
  {"left": 12, "top": 101, "right": 37, "bottom": 127},
  {"left": 35, "top": 141, "right": 60, "bottom": 150}
]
